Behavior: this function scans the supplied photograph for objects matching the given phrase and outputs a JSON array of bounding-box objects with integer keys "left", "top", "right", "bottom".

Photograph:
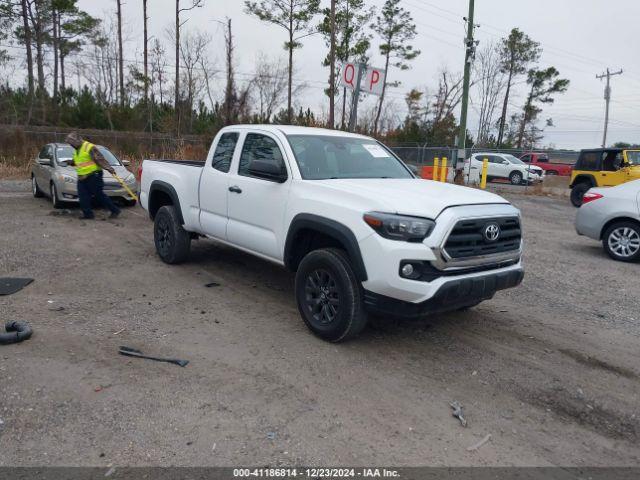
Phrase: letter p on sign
[{"left": 363, "top": 67, "right": 386, "bottom": 96}]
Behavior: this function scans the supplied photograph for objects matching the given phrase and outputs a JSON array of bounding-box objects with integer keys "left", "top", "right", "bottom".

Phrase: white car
[
  {"left": 465, "top": 153, "right": 545, "bottom": 185},
  {"left": 140, "top": 126, "right": 524, "bottom": 342},
  {"left": 575, "top": 180, "right": 640, "bottom": 262}
]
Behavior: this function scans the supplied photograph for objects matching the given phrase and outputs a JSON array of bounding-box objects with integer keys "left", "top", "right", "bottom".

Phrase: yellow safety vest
[{"left": 73, "top": 141, "right": 100, "bottom": 177}]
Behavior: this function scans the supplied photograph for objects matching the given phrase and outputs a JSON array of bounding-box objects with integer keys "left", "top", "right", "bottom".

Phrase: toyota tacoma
[{"left": 140, "top": 126, "right": 524, "bottom": 342}]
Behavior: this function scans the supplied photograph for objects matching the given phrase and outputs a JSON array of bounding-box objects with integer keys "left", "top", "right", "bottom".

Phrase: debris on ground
[
  {"left": 266, "top": 432, "right": 276, "bottom": 440},
  {"left": 0, "top": 278, "right": 34, "bottom": 296},
  {"left": 48, "top": 209, "right": 74, "bottom": 217},
  {"left": 450, "top": 401, "right": 467, "bottom": 427},
  {"left": 204, "top": 282, "right": 221, "bottom": 288},
  {"left": 467, "top": 434, "right": 491, "bottom": 452},
  {"left": 0, "top": 321, "right": 34, "bottom": 345},
  {"left": 118, "top": 346, "right": 189, "bottom": 367},
  {"left": 113, "top": 328, "right": 126, "bottom": 336}
]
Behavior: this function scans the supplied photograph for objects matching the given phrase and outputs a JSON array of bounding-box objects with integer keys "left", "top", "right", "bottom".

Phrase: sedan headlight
[
  {"left": 364, "top": 212, "right": 435, "bottom": 242},
  {"left": 125, "top": 173, "right": 136, "bottom": 184},
  {"left": 58, "top": 173, "right": 76, "bottom": 184}
]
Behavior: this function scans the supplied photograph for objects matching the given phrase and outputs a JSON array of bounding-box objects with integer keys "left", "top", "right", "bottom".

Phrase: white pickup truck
[{"left": 140, "top": 125, "right": 524, "bottom": 342}]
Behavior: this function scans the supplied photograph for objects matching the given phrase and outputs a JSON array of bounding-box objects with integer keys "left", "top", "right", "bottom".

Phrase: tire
[
  {"left": 295, "top": 248, "right": 368, "bottom": 342},
  {"left": 153, "top": 205, "right": 191, "bottom": 264},
  {"left": 50, "top": 182, "right": 63, "bottom": 209},
  {"left": 602, "top": 221, "right": 640, "bottom": 262},
  {"left": 32, "top": 175, "right": 44, "bottom": 198},
  {"left": 509, "top": 171, "right": 523, "bottom": 185},
  {"left": 570, "top": 182, "right": 591, "bottom": 207}
]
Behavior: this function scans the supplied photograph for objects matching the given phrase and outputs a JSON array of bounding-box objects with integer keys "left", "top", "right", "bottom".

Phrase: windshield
[
  {"left": 286, "top": 135, "right": 413, "bottom": 180},
  {"left": 503, "top": 154, "right": 525, "bottom": 165},
  {"left": 625, "top": 150, "right": 640, "bottom": 166},
  {"left": 56, "top": 144, "right": 121, "bottom": 167}
]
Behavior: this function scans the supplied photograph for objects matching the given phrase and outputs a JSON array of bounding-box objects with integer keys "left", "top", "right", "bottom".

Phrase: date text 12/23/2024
[{"left": 233, "top": 468, "right": 400, "bottom": 478}]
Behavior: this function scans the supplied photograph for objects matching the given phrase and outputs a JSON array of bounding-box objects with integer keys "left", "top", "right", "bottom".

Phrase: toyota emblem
[{"left": 484, "top": 223, "right": 501, "bottom": 242}]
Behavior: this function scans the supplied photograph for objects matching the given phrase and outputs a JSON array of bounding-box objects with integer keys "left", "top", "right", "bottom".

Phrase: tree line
[{"left": 0, "top": 0, "right": 569, "bottom": 148}]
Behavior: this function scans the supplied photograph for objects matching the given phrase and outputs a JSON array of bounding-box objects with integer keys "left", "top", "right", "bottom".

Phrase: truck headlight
[{"left": 363, "top": 212, "right": 435, "bottom": 242}]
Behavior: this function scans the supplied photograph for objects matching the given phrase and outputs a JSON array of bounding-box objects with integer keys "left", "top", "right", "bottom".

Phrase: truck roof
[{"left": 220, "top": 124, "right": 372, "bottom": 140}]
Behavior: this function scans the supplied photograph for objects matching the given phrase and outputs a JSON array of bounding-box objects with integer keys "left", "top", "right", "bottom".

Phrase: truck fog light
[{"left": 401, "top": 264, "right": 415, "bottom": 278}]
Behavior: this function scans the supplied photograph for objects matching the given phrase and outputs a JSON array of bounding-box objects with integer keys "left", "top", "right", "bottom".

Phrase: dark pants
[{"left": 77, "top": 171, "right": 121, "bottom": 218}]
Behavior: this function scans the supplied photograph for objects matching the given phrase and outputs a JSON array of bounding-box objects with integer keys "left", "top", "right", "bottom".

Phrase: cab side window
[
  {"left": 521, "top": 154, "right": 531, "bottom": 163},
  {"left": 238, "top": 133, "right": 286, "bottom": 179},
  {"left": 39, "top": 146, "right": 52, "bottom": 159},
  {"left": 211, "top": 132, "right": 239, "bottom": 173}
]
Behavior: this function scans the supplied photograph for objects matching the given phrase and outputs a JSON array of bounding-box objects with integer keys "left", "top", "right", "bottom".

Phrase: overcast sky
[{"left": 74, "top": 0, "right": 640, "bottom": 149}]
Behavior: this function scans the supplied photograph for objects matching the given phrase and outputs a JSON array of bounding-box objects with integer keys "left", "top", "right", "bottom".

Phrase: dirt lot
[{"left": 0, "top": 180, "right": 638, "bottom": 467}]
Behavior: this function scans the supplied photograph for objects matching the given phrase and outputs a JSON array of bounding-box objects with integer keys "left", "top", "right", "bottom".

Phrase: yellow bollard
[
  {"left": 480, "top": 157, "right": 489, "bottom": 189},
  {"left": 441, "top": 157, "right": 448, "bottom": 183},
  {"left": 433, "top": 157, "right": 440, "bottom": 181}
]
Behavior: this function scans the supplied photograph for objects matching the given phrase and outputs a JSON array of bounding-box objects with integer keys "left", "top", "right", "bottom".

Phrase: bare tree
[
  {"left": 473, "top": 42, "right": 506, "bottom": 146},
  {"left": 175, "top": 0, "right": 204, "bottom": 133},
  {"left": 20, "top": 0, "right": 35, "bottom": 123},
  {"left": 143, "top": 0, "right": 149, "bottom": 101},
  {"left": 252, "top": 53, "right": 289, "bottom": 122},
  {"left": 116, "top": 0, "right": 124, "bottom": 106},
  {"left": 150, "top": 38, "right": 168, "bottom": 105},
  {"left": 179, "top": 29, "right": 211, "bottom": 130},
  {"left": 432, "top": 68, "right": 464, "bottom": 123}
]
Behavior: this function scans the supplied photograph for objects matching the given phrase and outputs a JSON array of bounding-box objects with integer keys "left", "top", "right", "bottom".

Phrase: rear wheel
[
  {"left": 32, "top": 175, "right": 43, "bottom": 198},
  {"left": 603, "top": 221, "right": 640, "bottom": 262},
  {"left": 50, "top": 182, "right": 63, "bottom": 209},
  {"left": 510, "top": 171, "right": 523, "bottom": 185},
  {"left": 570, "top": 182, "right": 591, "bottom": 207},
  {"left": 295, "top": 248, "right": 368, "bottom": 342},
  {"left": 154, "top": 205, "right": 191, "bottom": 264}
]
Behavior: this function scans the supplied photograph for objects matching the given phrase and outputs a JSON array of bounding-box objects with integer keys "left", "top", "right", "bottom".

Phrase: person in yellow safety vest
[{"left": 65, "top": 132, "right": 121, "bottom": 220}]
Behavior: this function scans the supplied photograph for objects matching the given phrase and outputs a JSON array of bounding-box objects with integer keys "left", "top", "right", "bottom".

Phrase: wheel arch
[
  {"left": 570, "top": 174, "right": 596, "bottom": 188},
  {"left": 284, "top": 214, "right": 368, "bottom": 282},
  {"left": 148, "top": 180, "right": 184, "bottom": 224},
  {"left": 600, "top": 217, "right": 640, "bottom": 240}
]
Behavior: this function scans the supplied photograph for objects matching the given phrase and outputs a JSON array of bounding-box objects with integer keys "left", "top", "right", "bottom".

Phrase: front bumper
[
  {"left": 57, "top": 181, "right": 137, "bottom": 202},
  {"left": 364, "top": 268, "right": 524, "bottom": 318}
]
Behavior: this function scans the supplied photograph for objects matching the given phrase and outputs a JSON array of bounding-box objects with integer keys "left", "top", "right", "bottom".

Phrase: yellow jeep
[{"left": 570, "top": 148, "right": 640, "bottom": 206}]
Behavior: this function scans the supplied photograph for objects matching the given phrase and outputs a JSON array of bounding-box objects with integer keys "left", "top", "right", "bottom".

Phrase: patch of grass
[{"left": 0, "top": 156, "right": 32, "bottom": 179}]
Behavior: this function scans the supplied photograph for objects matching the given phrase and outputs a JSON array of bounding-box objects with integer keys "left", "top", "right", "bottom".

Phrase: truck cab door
[
  {"left": 198, "top": 132, "right": 240, "bottom": 240},
  {"left": 226, "top": 132, "right": 291, "bottom": 261}
]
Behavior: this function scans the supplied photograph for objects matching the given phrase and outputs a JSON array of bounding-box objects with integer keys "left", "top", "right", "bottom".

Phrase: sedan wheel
[
  {"left": 50, "top": 183, "right": 63, "bottom": 209},
  {"left": 604, "top": 222, "right": 640, "bottom": 262},
  {"left": 32, "top": 176, "right": 44, "bottom": 198}
]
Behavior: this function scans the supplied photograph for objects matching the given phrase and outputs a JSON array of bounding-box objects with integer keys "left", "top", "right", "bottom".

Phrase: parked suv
[
  {"left": 140, "top": 126, "right": 524, "bottom": 342},
  {"left": 31, "top": 143, "right": 138, "bottom": 208},
  {"left": 570, "top": 148, "right": 640, "bottom": 207},
  {"left": 465, "top": 153, "right": 545, "bottom": 185}
]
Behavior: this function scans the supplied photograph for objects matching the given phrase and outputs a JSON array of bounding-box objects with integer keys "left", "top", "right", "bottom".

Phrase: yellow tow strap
[{"left": 112, "top": 173, "right": 139, "bottom": 202}]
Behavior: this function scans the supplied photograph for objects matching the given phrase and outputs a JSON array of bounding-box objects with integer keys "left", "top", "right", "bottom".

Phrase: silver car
[
  {"left": 31, "top": 143, "right": 138, "bottom": 208},
  {"left": 575, "top": 179, "right": 640, "bottom": 262}
]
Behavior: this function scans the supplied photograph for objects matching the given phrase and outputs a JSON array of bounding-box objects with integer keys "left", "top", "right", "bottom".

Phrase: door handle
[{"left": 228, "top": 185, "right": 242, "bottom": 194}]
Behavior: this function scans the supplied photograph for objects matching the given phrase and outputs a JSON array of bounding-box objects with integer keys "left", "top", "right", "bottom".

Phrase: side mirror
[
  {"left": 121, "top": 159, "right": 131, "bottom": 166},
  {"left": 503, "top": 160, "right": 510, "bottom": 165},
  {"left": 37, "top": 158, "right": 52, "bottom": 166},
  {"left": 248, "top": 160, "right": 287, "bottom": 183}
]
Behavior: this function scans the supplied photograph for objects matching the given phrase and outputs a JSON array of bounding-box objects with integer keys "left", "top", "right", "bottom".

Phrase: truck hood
[{"left": 314, "top": 178, "right": 510, "bottom": 219}]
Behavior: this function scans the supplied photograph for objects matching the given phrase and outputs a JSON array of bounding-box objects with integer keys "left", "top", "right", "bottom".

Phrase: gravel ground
[{"left": 0, "top": 180, "right": 638, "bottom": 467}]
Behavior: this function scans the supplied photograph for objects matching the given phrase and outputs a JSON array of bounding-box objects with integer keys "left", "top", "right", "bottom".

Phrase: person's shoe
[
  {"left": 79, "top": 214, "right": 95, "bottom": 220},
  {"left": 109, "top": 211, "right": 121, "bottom": 219}
]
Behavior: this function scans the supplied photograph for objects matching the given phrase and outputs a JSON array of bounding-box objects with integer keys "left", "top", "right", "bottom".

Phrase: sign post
[{"left": 340, "top": 63, "right": 386, "bottom": 132}]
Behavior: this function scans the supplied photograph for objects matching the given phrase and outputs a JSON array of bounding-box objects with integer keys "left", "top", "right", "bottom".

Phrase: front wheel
[
  {"left": 603, "top": 222, "right": 640, "bottom": 262},
  {"left": 50, "top": 182, "right": 63, "bottom": 209},
  {"left": 571, "top": 183, "right": 591, "bottom": 207},
  {"left": 295, "top": 248, "right": 368, "bottom": 342},
  {"left": 510, "top": 171, "right": 523, "bottom": 185},
  {"left": 32, "top": 175, "right": 44, "bottom": 198},
  {"left": 154, "top": 205, "right": 191, "bottom": 264}
]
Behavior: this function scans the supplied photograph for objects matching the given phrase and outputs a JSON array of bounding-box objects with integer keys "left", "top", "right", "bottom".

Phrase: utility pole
[
  {"left": 596, "top": 68, "right": 623, "bottom": 148},
  {"left": 348, "top": 63, "right": 365, "bottom": 132},
  {"left": 457, "top": 0, "right": 478, "bottom": 163}
]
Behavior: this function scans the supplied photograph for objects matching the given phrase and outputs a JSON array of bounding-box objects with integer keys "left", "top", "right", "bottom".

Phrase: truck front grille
[{"left": 444, "top": 217, "right": 521, "bottom": 259}]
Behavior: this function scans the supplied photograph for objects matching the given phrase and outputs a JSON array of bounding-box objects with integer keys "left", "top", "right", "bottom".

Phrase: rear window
[{"left": 577, "top": 152, "right": 600, "bottom": 171}]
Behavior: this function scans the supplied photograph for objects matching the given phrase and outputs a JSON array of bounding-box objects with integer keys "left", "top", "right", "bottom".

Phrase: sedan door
[
  {"left": 35, "top": 145, "right": 55, "bottom": 192},
  {"left": 198, "top": 131, "right": 241, "bottom": 240},
  {"left": 226, "top": 132, "right": 292, "bottom": 262}
]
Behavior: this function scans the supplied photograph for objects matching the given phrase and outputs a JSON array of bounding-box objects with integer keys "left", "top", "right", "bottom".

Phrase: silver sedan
[
  {"left": 575, "top": 179, "right": 640, "bottom": 262},
  {"left": 31, "top": 143, "right": 138, "bottom": 208}
]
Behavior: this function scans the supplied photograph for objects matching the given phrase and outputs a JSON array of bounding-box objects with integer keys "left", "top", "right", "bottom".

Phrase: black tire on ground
[
  {"left": 32, "top": 175, "right": 44, "bottom": 198},
  {"left": 154, "top": 205, "right": 191, "bottom": 264},
  {"left": 602, "top": 221, "right": 640, "bottom": 263},
  {"left": 124, "top": 199, "right": 137, "bottom": 207},
  {"left": 570, "top": 182, "right": 591, "bottom": 207},
  {"left": 50, "top": 182, "right": 63, "bottom": 209},
  {"left": 509, "top": 171, "right": 523, "bottom": 185},
  {"left": 295, "top": 248, "right": 368, "bottom": 342}
]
